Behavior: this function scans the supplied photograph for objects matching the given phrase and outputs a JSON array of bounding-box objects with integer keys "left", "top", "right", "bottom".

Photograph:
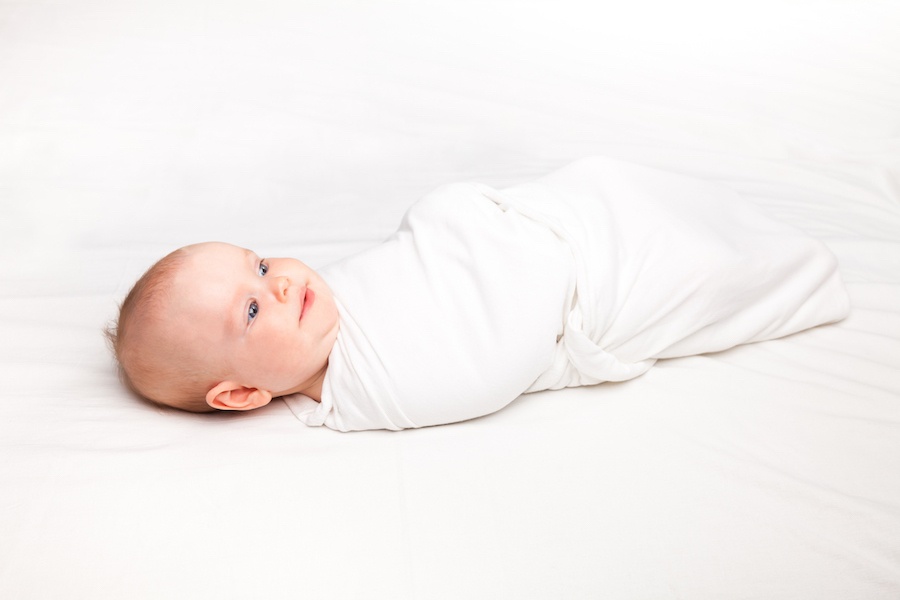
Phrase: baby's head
[{"left": 106, "top": 242, "right": 340, "bottom": 413}]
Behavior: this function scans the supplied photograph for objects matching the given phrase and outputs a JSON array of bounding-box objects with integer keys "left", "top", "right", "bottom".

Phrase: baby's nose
[{"left": 275, "top": 276, "right": 290, "bottom": 300}]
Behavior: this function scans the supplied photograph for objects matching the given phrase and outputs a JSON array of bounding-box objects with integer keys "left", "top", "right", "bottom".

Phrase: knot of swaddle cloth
[{"left": 561, "top": 309, "right": 656, "bottom": 384}]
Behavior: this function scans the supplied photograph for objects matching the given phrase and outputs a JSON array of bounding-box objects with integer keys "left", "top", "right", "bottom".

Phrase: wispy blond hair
[{"left": 105, "top": 248, "right": 218, "bottom": 413}]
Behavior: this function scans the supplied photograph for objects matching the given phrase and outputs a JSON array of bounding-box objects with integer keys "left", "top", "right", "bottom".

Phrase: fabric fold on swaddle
[{"left": 285, "top": 157, "right": 850, "bottom": 431}]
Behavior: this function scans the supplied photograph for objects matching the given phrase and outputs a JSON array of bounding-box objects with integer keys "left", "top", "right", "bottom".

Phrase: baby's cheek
[{"left": 272, "top": 332, "right": 304, "bottom": 368}]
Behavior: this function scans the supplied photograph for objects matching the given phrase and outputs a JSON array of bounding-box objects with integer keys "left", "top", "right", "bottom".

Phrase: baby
[
  {"left": 107, "top": 241, "right": 341, "bottom": 413},
  {"left": 108, "top": 157, "right": 850, "bottom": 431}
]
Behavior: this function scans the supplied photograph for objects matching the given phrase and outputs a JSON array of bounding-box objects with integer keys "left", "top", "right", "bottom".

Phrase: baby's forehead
[
  {"left": 166, "top": 243, "right": 251, "bottom": 310},
  {"left": 183, "top": 241, "right": 254, "bottom": 267}
]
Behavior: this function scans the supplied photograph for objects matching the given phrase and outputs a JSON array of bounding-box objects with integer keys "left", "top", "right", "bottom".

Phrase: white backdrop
[{"left": 2, "top": 1, "right": 899, "bottom": 598}]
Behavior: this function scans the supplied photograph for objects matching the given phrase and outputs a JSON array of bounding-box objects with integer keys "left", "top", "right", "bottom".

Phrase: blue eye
[
  {"left": 258, "top": 261, "right": 268, "bottom": 276},
  {"left": 248, "top": 301, "right": 259, "bottom": 322}
]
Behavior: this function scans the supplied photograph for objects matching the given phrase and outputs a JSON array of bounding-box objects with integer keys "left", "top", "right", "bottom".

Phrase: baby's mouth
[{"left": 300, "top": 287, "right": 314, "bottom": 321}]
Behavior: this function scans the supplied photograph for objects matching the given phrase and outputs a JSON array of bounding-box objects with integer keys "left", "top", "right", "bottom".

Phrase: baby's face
[{"left": 166, "top": 242, "right": 339, "bottom": 400}]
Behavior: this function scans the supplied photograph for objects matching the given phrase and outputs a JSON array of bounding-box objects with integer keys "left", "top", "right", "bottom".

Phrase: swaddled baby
[{"left": 107, "top": 157, "right": 850, "bottom": 431}]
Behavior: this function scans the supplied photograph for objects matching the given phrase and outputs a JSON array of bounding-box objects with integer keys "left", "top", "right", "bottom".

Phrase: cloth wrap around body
[{"left": 284, "top": 157, "right": 849, "bottom": 431}]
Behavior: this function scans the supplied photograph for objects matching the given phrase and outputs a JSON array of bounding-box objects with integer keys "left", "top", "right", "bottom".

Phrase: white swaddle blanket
[{"left": 284, "top": 157, "right": 849, "bottom": 431}]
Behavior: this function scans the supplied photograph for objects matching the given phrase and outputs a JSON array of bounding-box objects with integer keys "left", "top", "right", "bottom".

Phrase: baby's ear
[{"left": 206, "top": 381, "right": 273, "bottom": 411}]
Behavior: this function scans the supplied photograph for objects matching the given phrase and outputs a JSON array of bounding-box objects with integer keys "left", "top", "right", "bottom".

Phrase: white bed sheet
[{"left": 2, "top": 0, "right": 899, "bottom": 598}]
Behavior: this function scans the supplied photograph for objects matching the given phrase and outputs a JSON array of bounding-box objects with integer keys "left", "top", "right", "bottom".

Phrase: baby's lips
[
  {"left": 300, "top": 287, "right": 316, "bottom": 321},
  {"left": 298, "top": 286, "right": 307, "bottom": 321}
]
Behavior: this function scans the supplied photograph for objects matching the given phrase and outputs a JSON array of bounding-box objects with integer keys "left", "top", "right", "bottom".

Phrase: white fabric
[
  {"left": 285, "top": 157, "right": 849, "bottom": 430},
  {"left": 3, "top": 0, "right": 900, "bottom": 598},
  {"left": 285, "top": 181, "right": 573, "bottom": 430}
]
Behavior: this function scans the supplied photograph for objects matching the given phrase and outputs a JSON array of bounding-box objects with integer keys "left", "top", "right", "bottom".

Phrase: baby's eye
[
  {"left": 248, "top": 301, "right": 259, "bottom": 322},
  {"left": 258, "top": 261, "right": 269, "bottom": 276}
]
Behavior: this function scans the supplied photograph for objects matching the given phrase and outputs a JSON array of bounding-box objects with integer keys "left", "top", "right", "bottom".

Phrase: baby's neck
[
  {"left": 303, "top": 374, "right": 324, "bottom": 403},
  {"left": 281, "top": 363, "right": 327, "bottom": 403}
]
